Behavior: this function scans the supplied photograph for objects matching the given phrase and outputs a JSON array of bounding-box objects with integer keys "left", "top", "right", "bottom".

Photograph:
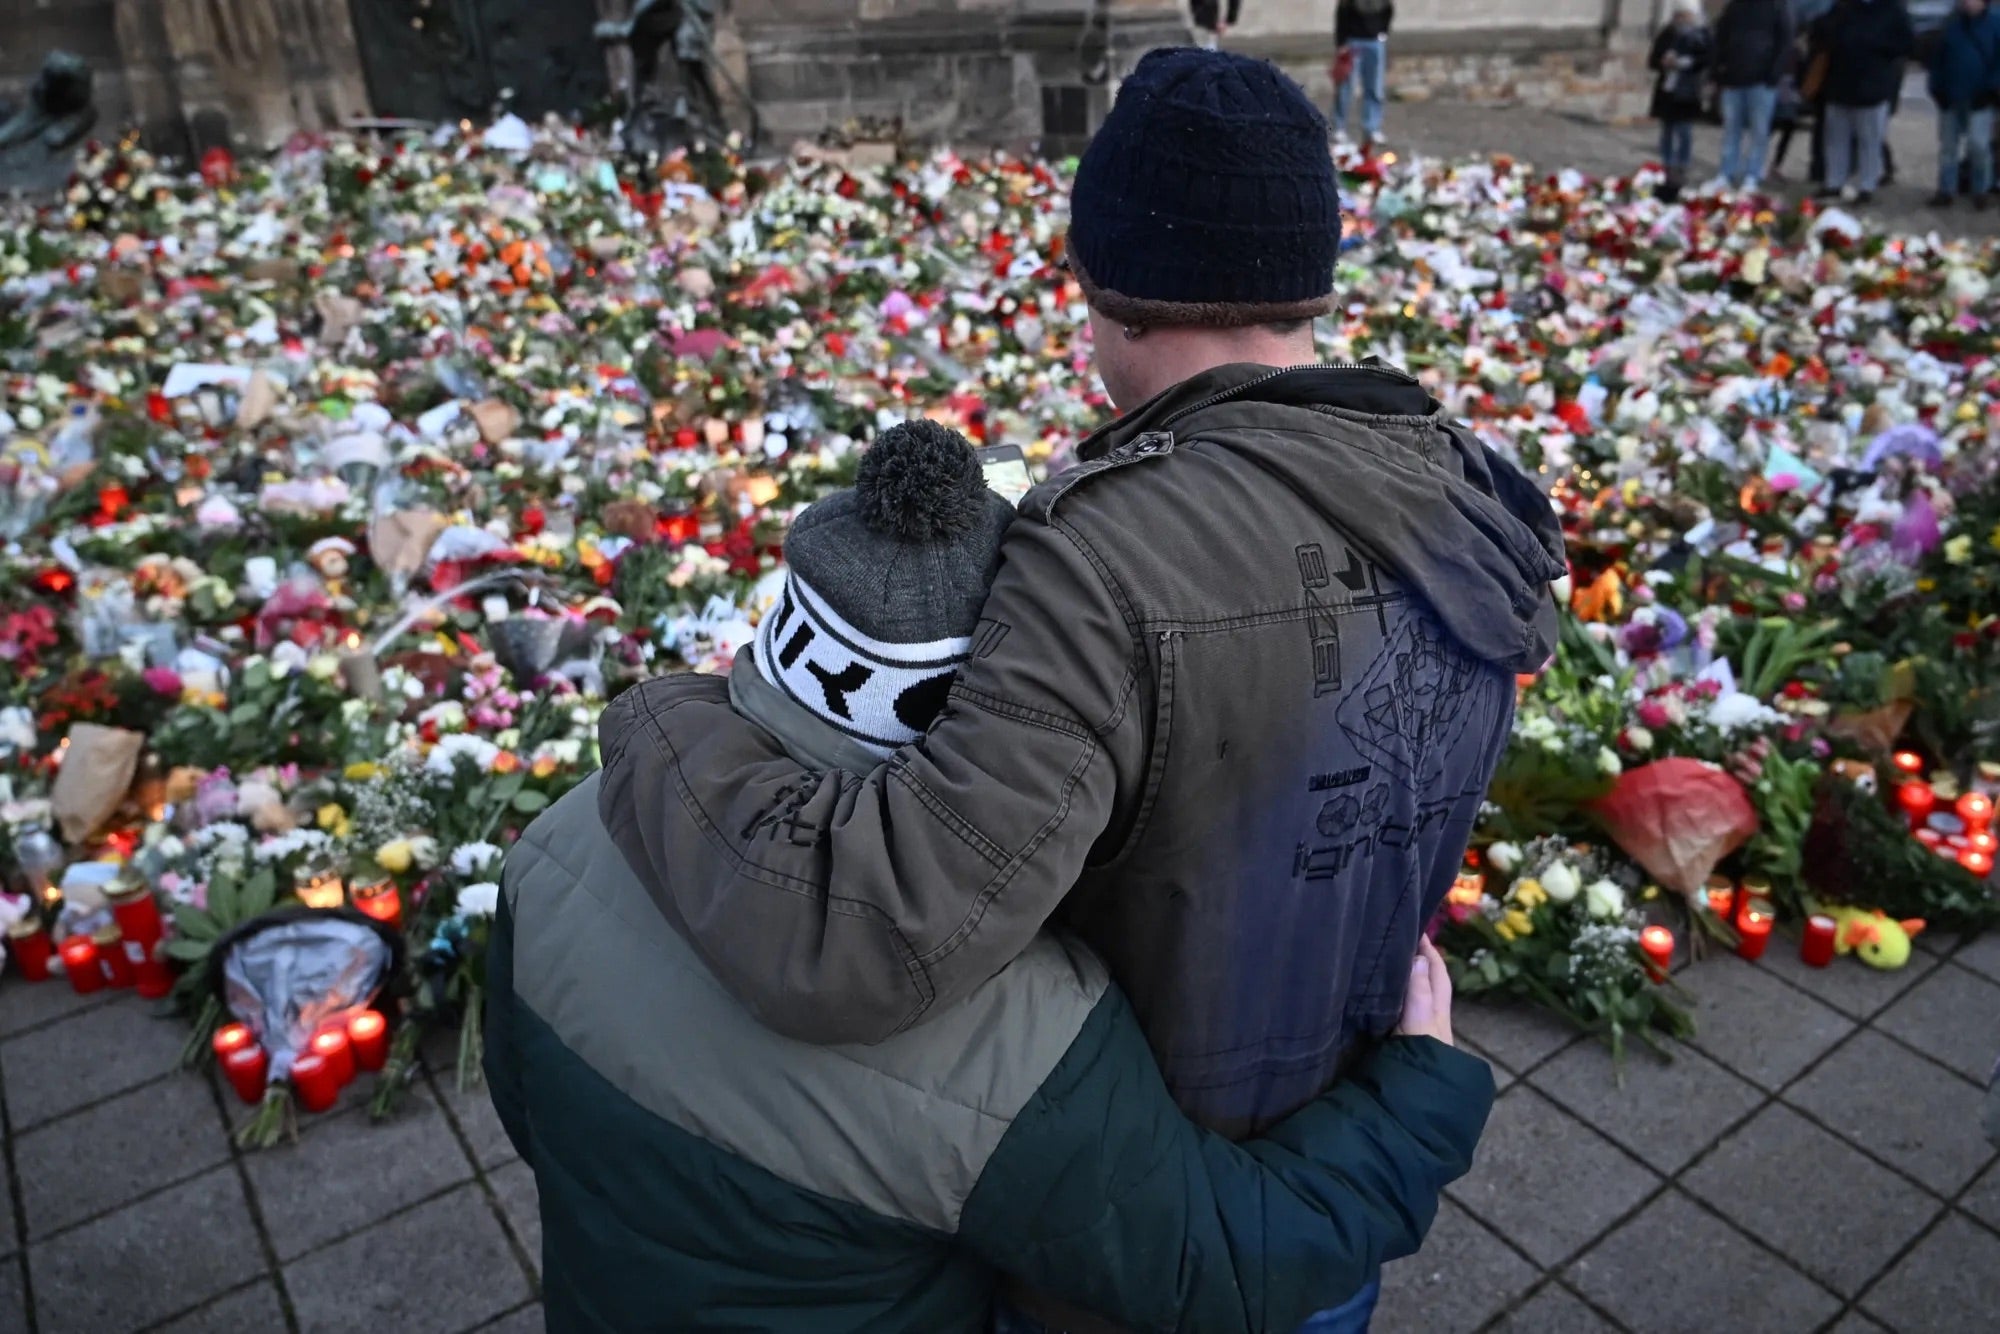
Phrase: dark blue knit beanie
[{"left": 1069, "top": 47, "right": 1340, "bottom": 328}]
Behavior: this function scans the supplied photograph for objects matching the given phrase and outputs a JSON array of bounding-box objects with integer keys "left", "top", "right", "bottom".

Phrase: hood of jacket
[{"left": 1080, "top": 360, "right": 1566, "bottom": 673}]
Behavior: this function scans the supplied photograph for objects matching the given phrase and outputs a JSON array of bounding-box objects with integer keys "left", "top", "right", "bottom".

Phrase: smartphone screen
[{"left": 977, "top": 447, "right": 1035, "bottom": 507}]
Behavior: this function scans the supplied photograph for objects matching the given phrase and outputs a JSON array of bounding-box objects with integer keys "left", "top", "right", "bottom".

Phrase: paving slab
[
  {"left": 1961, "top": 1161, "right": 2000, "bottom": 1233},
  {"left": 1528, "top": 1038, "right": 1762, "bottom": 1175},
  {"left": 28, "top": 1165, "right": 263, "bottom": 1334},
  {"left": 0, "top": 1155, "right": 16, "bottom": 1258},
  {"left": 1758, "top": 934, "right": 1939, "bottom": 1021},
  {"left": 1825, "top": 1312, "right": 1891, "bottom": 1334},
  {"left": 432, "top": 1067, "right": 518, "bottom": 1170},
  {"left": 487, "top": 1158, "right": 542, "bottom": 1280},
  {"left": 1680, "top": 1104, "right": 1941, "bottom": 1298},
  {"left": 1859, "top": 1213, "right": 2000, "bottom": 1334},
  {"left": 283, "top": 1183, "right": 528, "bottom": 1334},
  {"left": 14, "top": 1073, "right": 228, "bottom": 1240},
  {"left": 151, "top": 1280, "right": 289, "bottom": 1333},
  {"left": 0, "top": 1257, "right": 25, "bottom": 1334},
  {"left": 1677, "top": 957, "right": 1856, "bottom": 1092},
  {"left": 0, "top": 979, "right": 115, "bottom": 1041},
  {"left": 1488, "top": 1283, "right": 1620, "bottom": 1333},
  {"left": 1785, "top": 1030, "right": 1999, "bottom": 1197},
  {"left": 245, "top": 1087, "right": 475, "bottom": 1261},
  {"left": 1872, "top": 964, "right": 2000, "bottom": 1084},
  {"left": 1447, "top": 1085, "right": 1660, "bottom": 1267},
  {"left": 0, "top": 1001, "right": 189, "bottom": 1131},
  {"left": 1373, "top": 1199, "right": 1537, "bottom": 1334},
  {"left": 479, "top": 1304, "right": 546, "bottom": 1334},
  {"left": 1453, "top": 1000, "right": 1582, "bottom": 1075},
  {"left": 1566, "top": 1190, "right": 1841, "bottom": 1334},
  {"left": 1953, "top": 931, "right": 2000, "bottom": 984}
]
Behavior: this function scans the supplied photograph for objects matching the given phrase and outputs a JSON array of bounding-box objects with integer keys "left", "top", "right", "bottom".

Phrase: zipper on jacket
[{"left": 1158, "top": 361, "right": 1422, "bottom": 429}]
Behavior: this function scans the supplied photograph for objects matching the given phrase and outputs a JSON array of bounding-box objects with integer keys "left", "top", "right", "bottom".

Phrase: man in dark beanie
[{"left": 599, "top": 47, "right": 1561, "bottom": 1332}]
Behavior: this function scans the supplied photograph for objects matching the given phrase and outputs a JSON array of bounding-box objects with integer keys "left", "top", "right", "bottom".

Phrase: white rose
[
  {"left": 1584, "top": 878, "right": 1625, "bottom": 920},
  {"left": 1627, "top": 726, "right": 1655, "bottom": 752},
  {"left": 1541, "top": 862, "right": 1582, "bottom": 904},
  {"left": 1598, "top": 747, "right": 1623, "bottom": 776},
  {"left": 456, "top": 881, "right": 500, "bottom": 918},
  {"left": 307, "top": 655, "right": 342, "bottom": 682},
  {"left": 1486, "top": 842, "right": 1522, "bottom": 875},
  {"left": 408, "top": 836, "right": 441, "bottom": 870}
]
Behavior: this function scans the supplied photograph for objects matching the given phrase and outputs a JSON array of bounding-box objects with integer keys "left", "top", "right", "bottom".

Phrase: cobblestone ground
[
  {"left": 1384, "top": 81, "right": 1998, "bottom": 244},
  {"left": 3, "top": 95, "right": 1999, "bottom": 1334}
]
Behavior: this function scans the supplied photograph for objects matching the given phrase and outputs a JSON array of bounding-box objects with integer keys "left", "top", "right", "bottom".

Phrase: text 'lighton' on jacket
[
  {"left": 598, "top": 360, "right": 1565, "bottom": 1138},
  {"left": 486, "top": 764, "right": 1495, "bottom": 1332}
]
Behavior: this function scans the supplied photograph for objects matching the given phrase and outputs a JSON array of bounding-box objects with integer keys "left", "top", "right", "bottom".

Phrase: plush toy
[{"left": 1828, "top": 905, "right": 1926, "bottom": 970}]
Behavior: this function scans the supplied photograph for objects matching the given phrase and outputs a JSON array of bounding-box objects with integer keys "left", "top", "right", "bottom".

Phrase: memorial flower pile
[{"left": 2, "top": 118, "right": 1998, "bottom": 1128}]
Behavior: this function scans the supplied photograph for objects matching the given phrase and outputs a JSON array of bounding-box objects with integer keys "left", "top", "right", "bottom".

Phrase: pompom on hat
[
  {"left": 1067, "top": 47, "right": 1342, "bottom": 329},
  {"left": 754, "top": 419, "right": 1015, "bottom": 755}
]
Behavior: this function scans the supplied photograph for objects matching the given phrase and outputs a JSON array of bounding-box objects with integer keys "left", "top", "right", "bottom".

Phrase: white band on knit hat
[{"left": 753, "top": 572, "right": 972, "bottom": 756}]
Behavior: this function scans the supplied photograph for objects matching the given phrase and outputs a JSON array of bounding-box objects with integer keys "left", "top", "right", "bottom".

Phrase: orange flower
[
  {"left": 492, "top": 751, "right": 522, "bottom": 776},
  {"left": 531, "top": 755, "right": 559, "bottom": 780},
  {"left": 1571, "top": 569, "right": 1625, "bottom": 623}
]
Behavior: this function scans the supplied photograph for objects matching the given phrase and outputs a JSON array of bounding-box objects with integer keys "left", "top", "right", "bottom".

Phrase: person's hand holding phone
[{"left": 1394, "top": 938, "right": 1455, "bottom": 1048}]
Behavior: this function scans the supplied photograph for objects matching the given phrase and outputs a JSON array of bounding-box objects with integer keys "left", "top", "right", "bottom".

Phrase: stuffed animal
[{"left": 1828, "top": 905, "right": 1926, "bottom": 970}]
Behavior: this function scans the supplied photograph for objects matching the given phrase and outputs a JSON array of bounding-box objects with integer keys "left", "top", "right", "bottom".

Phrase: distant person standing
[
  {"left": 1333, "top": 0, "right": 1394, "bottom": 147},
  {"left": 1190, "top": 0, "right": 1240, "bottom": 49},
  {"left": 1815, "top": 0, "right": 1915, "bottom": 203},
  {"left": 1927, "top": 0, "right": 2000, "bottom": 208},
  {"left": 1651, "top": 0, "right": 1715, "bottom": 198},
  {"left": 1712, "top": 0, "right": 1796, "bottom": 190}
]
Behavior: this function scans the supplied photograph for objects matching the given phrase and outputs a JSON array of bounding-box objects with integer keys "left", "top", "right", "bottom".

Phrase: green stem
[
  {"left": 456, "top": 983, "right": 484, "bottom": 1094},
  {"left": 369, "top": 1018, "right": 424, "bottom": 1122},
  {"left": 234, "top": 1086, "right": 296, "bottom": 1150},
  {"left": 179, "top": 994, "right": 222, "bottom": 1070}
]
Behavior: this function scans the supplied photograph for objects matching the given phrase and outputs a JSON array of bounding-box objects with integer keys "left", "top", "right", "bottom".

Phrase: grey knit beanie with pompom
[{"left": 753, "top": 419, "right": 1016, "bottom": 754}]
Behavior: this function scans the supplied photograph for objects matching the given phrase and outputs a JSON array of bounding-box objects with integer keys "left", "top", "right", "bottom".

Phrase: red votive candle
[
  {"left": 1970, "top": 831, "right": 1999, "bottom": 858},
  {"left": 1897, "top": 782, "right": 1936, "bottom": 831},
  {"left": 131, "top": 938, "right": 173, "bottom": 1000},
  {"left": 1959, "top": 792, "right": 1994, "bottom": 838},
  {"left": 94, "top": 927, "right": 133, "bottom": 988},
  {"left": 1801, "top": 914, "right": 1838, "bottom": 968},
  {"left": 290, "top": 1052, "right": 340, "bottom": 1113},
  {"left": 1639, "top": 925, "right": 1674, "bottom": 982},
  {"left": 213, "top": 1022, "right": 255, "bottom": 1063},
  {"left": 347, "top": 1011, "right": 390, "bottom": 1072},
  {"left": 1962, "top": 849, "right": 1995, "bottom": 880},
  {"left": 6, "top": 920, "right": 54, "bottom": 982},
  {"left": 1704, "top": 874, "right": 1737, "bottom": 920},
  {"left": 60, "top": 935, "right": 103, "bottom": 995},
  {"left": 107, "top": 879, "right": 165, "bottom": 949},
  {"left": 351, "top": 880, "right": 403, "bottom": 930},
  {"left": 221, "top": 1044, "right": 269, "bottom": 1105},
  {"left": 1891, "top": 750, "right": 1925, "bottom": 780},
  {"left": 310, "top": 1026, "right": 356, "bottom": 1087},
  {"left": 1736, "top": 898, "right": 1776, "bottom": 961}
]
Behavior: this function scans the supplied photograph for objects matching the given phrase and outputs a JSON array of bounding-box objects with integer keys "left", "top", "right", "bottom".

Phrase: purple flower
[
  {"left": 142, "top": 666, "right": 183, "bottom": 697},
  {"left": 1891, "top": 490, "right": 1942, "bottom": 563}
]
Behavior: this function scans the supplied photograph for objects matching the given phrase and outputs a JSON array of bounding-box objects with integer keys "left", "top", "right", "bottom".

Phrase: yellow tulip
[
  {"left": 375, "top": 840, "right": 414, "bottom": 874},
  {"left": 344, "top": 762, "right": 379, "bottom": 781},
  {"left": 1511, "top": 878, "right": 1547, "bottom": 908},
  {"left": 1501, "top": 909, "right": 1535, "bottom": 939},
  {"left": 316, "top": 804, "right": 346, "bottom": 832}
]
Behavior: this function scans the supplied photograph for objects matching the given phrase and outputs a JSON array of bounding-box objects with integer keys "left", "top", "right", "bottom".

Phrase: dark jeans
[{"left": 1659, "top": 119, "right": 1695, "bottom": 174}]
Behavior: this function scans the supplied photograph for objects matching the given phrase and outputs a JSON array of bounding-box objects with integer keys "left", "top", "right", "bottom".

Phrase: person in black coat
[
  {"left": 1712, "top": 0, "right": 1796, "bottom": 189},
  {"left": 1190, "top": 0, "right": 1240, "bottom": 48},
  {"left": 1651, "top": 0, "right": 1715, "bottom": 195},
  {"left": 1815, "top": 0, "right": 1916, "bottom": 201}
]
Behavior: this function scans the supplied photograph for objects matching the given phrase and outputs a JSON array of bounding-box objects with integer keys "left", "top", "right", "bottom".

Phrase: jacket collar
[
  {"left": 1077, "top": 359, "right": 1440, "bottom": 461},
  {"left": 727, "top": 648, "right": 889, "bottom": 774}
]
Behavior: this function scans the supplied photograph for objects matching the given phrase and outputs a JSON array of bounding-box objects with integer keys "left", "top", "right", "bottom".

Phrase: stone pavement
[
  {"left": 2, "top": 925, "right": 1996, "bottom": 1332},
  {"left": 1381, "top": 84, "right": 2000, "bottom": 245}
]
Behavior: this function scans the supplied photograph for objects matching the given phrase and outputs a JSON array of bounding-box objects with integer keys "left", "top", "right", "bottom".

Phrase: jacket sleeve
[
  {"left": 595, "top": 516, "right": 1143, "bottom": 1045},
  {"left": 958, "top": 992, "right": 1495, "bottom": 1334},
  {"left": 480, "top": 888, "right": 534, "bottom": 1162}
]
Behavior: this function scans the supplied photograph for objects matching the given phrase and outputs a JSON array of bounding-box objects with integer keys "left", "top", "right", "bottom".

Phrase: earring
[{"left": 1121, "top": 325, "right": 1145, "bottom": 341}]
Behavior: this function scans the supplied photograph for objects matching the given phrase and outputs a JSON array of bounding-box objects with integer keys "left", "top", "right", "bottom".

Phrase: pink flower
[
  {"left": 1781, "top": 591, "right": 1808, "bottom": 613},
  {"left": 1636, "top": 700, "right": 1673, "bottom": 730},
  {"left": 142, "top": 667, "right": 184, "bottom": 696}
]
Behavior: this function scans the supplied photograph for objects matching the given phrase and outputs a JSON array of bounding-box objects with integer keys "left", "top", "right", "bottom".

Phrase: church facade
[{"left": 0, "top": 0, "right": 1670, "bottom": 160}]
